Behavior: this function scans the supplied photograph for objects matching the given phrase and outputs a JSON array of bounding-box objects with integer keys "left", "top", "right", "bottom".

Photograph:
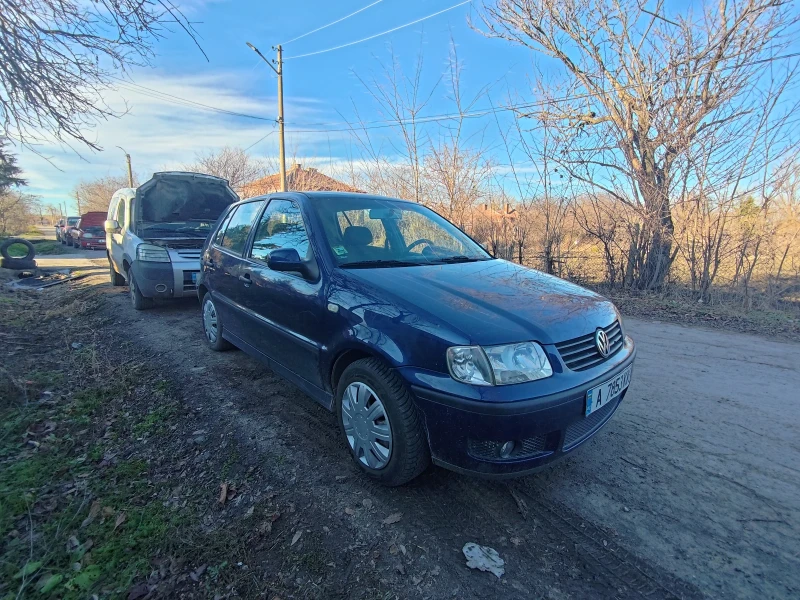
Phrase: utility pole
[
  {"left": 247, "top": 41, "right": 286, "bottom": 192},
  {"left": 117, "top": 146, "right": 134, "bottom": 187}
]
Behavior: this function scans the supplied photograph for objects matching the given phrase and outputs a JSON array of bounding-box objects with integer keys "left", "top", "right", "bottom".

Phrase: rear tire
[
  {"left": 201, "top": 293, "right": 232, "bottom": 351},
  {"left": 109, "top": 262, "right": 125, "bottom": 286},
  {"left": 336, "top": 358, "right": 430, "bottom": 486},
  {"left": 128, "top": 271, "right": 154, "bottom": 310}
]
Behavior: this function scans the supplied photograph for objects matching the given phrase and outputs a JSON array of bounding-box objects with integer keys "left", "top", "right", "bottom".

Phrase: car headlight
[
  {"left": 82, "top": 233, "right": 93, "bottom": 239},
  {"left": 136, "top": 243, "right": 170, "bottom": 263},
  {"left": 446, "top": 346, "right": 493, "bottom": 386},
  {"left": 447, "top": 342, "right": 553, "bottom": 386}
]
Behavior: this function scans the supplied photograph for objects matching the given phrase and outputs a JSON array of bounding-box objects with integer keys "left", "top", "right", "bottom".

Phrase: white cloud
[{"left": 14, "top": 70, "right": 342, "bottom": 208}]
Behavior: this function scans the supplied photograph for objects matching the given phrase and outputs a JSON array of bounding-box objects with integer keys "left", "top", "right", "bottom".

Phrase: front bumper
[
  {"left": 402, "top": 337, "right": 636, "bottom": 477},
  {"left": 130, "top": 254, "right": 200, "bottom": 299}
]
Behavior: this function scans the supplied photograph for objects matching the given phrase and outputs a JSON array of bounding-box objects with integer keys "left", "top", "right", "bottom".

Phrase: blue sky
[
  {"left": 18, "top": 0, "right": 537, "bottom": 209},
  {"left": 16, "top": 0, "right": 799, "bottom": 211}
]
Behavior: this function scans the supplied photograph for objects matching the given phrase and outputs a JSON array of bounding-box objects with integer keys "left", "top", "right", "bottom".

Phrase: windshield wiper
[
  {"left": 340, "top": 260, "right": 423, "bottom": 269},
  {"left": 140, "top": 226, "right": 206, "bottom": 238},
  {"left": 429, "top": 255, "right": 488, "bottom": 264}
]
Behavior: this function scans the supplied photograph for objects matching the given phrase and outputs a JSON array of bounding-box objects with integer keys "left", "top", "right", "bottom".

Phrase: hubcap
[
  {"left": 203, "top": 300, "right": 218, "bottom": 343},
  {"left": 341, "top": 382, "right": 392, "bottom": 470}
]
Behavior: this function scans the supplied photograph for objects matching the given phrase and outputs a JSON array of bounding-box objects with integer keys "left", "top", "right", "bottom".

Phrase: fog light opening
[
  {"left": 499, "top": 441, "right": 515, "bottom": 458},
  {"left": 155, "top": 284, "right": 167, "bottom": 293}
]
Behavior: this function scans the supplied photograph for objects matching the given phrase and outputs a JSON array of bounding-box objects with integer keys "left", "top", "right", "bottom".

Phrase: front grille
[
  {"left": 175, "top": 249, "right": 202, "bottom": 260},
  {"left": 563, "top": 396, "right": 620, "bottom": 450},
  {"left": 468, "top": 435, "right": 548, "bottom": 461},
  {"left": 555, "top": 320, "right": 623, "bottom": 371}
]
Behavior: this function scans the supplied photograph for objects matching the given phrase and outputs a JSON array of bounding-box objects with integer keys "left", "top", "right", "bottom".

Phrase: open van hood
[{"left": 135, "top": 171, "right": 239, "bottom": 226}]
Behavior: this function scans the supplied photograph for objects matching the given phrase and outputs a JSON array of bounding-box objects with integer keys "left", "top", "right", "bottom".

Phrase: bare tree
[
  {"left": 351, "top": 43, "right": 440, "bottom": 202},
  {"left": 0, "top": 190, "right": 39, "bottom": 234},
  {"left": 425, "top": 41, "right": 493, "bottom": 228},
  {"left": 184, "top": 146, "right": 270, "bottom": 195},
  {"left": 481, "top": 0, "right": 800, "bottom": 290},
  {"left": 73, "top": 175, "right": 134, "bottom": 213},
  {"left": 0, "top": 0, "right": 204, "bottom": 150}
]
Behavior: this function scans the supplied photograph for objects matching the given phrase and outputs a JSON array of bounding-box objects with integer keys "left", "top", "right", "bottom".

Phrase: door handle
[{"left": 238, "top": 274, "right": 251, "bottom": 287}]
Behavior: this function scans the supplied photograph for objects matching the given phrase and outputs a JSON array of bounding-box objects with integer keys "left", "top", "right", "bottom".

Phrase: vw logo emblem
[{"left": 595, "top": 328, "right": 610, "bottom": 357}]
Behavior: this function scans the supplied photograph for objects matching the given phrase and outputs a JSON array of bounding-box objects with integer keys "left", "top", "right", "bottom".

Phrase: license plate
[
  {"left": 586, "top": 366, "right": 632, "bottom": 416},
  {"left": 191, "top": 272, "right": 198, "bottom": 283}
]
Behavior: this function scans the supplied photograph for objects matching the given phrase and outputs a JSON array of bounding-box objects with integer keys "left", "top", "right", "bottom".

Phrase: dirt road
[{"left": 91, "top": 263, "right": 799, "bottom": 599}]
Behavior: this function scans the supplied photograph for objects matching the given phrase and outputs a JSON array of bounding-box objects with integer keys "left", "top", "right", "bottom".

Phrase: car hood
[{"left": 343, "top": 259, "right": 619, "bottom": 346}]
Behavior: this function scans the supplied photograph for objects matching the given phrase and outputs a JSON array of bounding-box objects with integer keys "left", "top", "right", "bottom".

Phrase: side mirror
[
  {"left": 104, "top": 219, "right": 120, "bottom": 234},
  {"left": 267, "top": 248, "right": 317, "bottom": 279}
]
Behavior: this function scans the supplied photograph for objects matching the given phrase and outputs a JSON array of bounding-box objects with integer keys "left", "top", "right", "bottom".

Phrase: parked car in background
[
  {"left": 105, "top": 172, "right": 239, "bottom": 310},
  {"left": 70, "top": 212, "right": 107, "bottom": 249},
  {"left": 197, "top": 192, "right": 636, "bottom": 486},
  {"left": 59, "top": 216, "right": 80, "bottom": 244},
  {"left": 55, "top": 218, "right": 65, "bottom": 242}
]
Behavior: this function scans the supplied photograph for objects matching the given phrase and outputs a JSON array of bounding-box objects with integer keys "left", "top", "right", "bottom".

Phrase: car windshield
[
  {"left": 83, "top": 226, "right": 105, "bottom": 235},
  {"left": 312, "top": 196, "right": 492, "bottom": 267}
]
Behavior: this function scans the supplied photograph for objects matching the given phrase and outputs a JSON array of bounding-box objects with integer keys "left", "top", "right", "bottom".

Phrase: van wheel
[
  {"left": 109, "top": 262, "right": 125, "bottom": 286},
  {"left": 336, "top": 358, "right": 430, "bottom": 486},
  {"left": 128, "top": 271, "right": 154, "bottom": 310},
  {"left": 201, "top": 293, "right": 231, "bottom": 351}
]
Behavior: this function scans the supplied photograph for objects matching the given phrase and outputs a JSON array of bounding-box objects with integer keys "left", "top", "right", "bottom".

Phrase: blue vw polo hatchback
[{"left": 197, "top": 192, "right": 635, "bottom": 485}]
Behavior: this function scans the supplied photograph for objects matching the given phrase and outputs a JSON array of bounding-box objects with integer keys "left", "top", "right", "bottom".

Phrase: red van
[{"left": 70, "top": 212, "right": 107, "bottom": 249}]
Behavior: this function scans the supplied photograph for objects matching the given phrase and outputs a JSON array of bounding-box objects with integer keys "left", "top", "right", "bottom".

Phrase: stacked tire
[{"left": 0, "top": 238, "right": 37, "bottom": 270}]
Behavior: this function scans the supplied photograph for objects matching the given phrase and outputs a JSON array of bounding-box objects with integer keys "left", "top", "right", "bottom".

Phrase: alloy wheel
[
  {"left": 203, "top": 300, "right": 218, "bottom": 343},
  {"left": 341, "top": 382, "right": 392, "bottom": 469}
]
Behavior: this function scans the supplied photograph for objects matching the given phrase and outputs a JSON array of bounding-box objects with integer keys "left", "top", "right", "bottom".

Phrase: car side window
[
  {"left": 250, "top": 200, "right": 311, "bottom": 261},
  {"left": 114, "top": 199, "right": 127, "bottom": 229},
  {"left": 212, "top": 209, "right": 235, "bottom": 247},
  {"left": 219, "top": 201, "right": 264, "bottom": 256}
]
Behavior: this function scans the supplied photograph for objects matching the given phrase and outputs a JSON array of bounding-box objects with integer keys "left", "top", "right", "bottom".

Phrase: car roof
[{"left": 236, "top": 191, "right": 415, "bottom": 206}]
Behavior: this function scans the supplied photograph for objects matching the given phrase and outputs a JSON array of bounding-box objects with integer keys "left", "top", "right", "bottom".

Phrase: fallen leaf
[
  {"left": 13, "top": 560, "right": 41, "bottom": 580},
  {"left": 344, "top": 507, "right": 355, "bottom": 515},
  {"left": 114, "top": 511, "right": 127, "bottom": 530},
  {"left": 127, "top": 582, "right": 149, "bottom": 600},
  {"left": 244, "top": 506, "right": 254, "bottom": 518},
  {"left": 219, "top": 482, "right": 229, "bottom": 505},
  {"left": 81, "top": 500, "right": 101, "bottom": 528},
  {"left": 430, "top": 565, "right": 441, "bottom": 576},
  {"left": 290, "top": 530, "right": 302, "bottom": 546},
  {"left": 189, "top": 564, "right": 207, "bottom": 582},
  {"left": 362, "top": 498, "right": 373, "bottom": 509},
  {"left": 382, "top": 512, "right": 402, "bottom": 525},
  {"left": 39, "top": 573, "right": 63, "bottom": 593},
  {"left": 66, "top": 535, "right": 81, "bottom": 552}
]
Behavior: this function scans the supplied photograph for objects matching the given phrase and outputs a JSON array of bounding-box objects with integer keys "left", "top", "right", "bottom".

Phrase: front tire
[
  {"left": 128, "top": 271, "right": 154, "bottom": 310},
  {"left": 201, "top": 293, "right": 231, "bottom": 351},
  {"left": 336, "top": 358, "right": 430, "bottom": 486}
]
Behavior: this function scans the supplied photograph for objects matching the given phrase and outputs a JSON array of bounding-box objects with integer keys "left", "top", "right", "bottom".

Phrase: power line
[
  {"left": 281, "top": 51, "right": 800, "bottom": 132},
  {"left": 280, "top": 0, "right": 385, "bottom": 46},
  {"left": 245, "top": 128, "right": 277, "bottom": 151},
  {"left": 284, "top": 0, "right": 472, "bottom": 61}
]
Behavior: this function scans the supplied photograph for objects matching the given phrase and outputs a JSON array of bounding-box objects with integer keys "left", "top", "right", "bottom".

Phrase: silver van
[{"left": 105, "top": 172, "right": 239, "bottom": 309}]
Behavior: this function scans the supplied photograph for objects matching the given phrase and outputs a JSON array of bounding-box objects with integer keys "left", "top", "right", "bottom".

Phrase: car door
[
  {"left": 237, "top": 198, "right": 326, "bottom": 389},
  {"left": 109, "top": 197, "right": 127, "bottom": 273},
  {"left": 205, "top": 200, "right": 265, "bottom": 336}
]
